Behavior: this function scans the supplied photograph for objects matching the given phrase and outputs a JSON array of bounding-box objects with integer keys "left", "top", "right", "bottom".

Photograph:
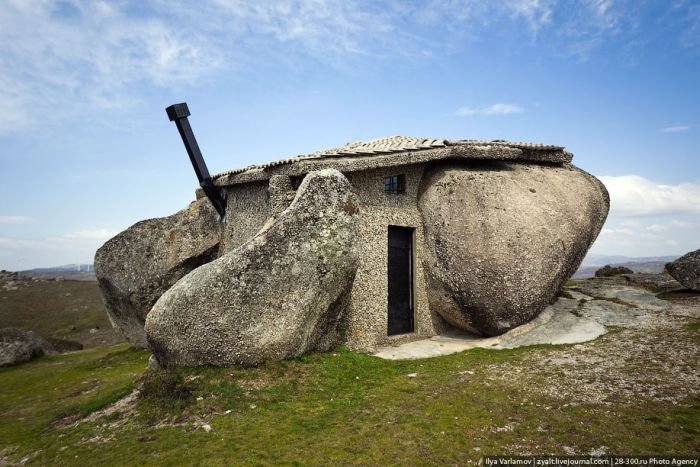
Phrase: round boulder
[
  {"left": 665, "top": 249, "right": 700, "bottom": 291},
  {"left": 418, "top": 160, "right": 609, "bottom": 336},
  {"left": 95, "top": 198, "right": 221, "bottom": 347},
  {"left": 146, "top": 169, "right": 360, "bottom": 367},
  {"left": 0, "top": 328, "right": 55, "bottom": 366}
]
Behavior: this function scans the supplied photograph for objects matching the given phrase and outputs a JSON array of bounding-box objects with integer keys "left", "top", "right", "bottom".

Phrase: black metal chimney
[{"left": 166, "top": 102, "right": 226, "bottom": 218}]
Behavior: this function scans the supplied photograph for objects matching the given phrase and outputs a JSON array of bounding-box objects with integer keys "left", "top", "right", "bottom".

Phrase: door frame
[{"left": 387, "top": 225, "right": 415, "bottom": 336}]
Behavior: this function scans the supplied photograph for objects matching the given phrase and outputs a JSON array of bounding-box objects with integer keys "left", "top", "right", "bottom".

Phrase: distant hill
[
  {"left": 574, "top": 254, "right": 679, "bottom": 278},
  {"left": 19, "top": 264, "right": 96, "bottom": 281}
]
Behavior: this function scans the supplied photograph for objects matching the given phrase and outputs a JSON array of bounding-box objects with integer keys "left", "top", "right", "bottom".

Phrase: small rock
[
  {"left": 0, "top": 328, "right": 55, "bottom": 366},
  {"left": 201, "top": 424, "right": 211, "bottom": 433},
  {"left": 407, "top": 373, "right": 417, "bottom": 378},
  {"left": 590, "top": 446, "right": 608, "bottom": 457},
  {"left": 224, "top": 410, "right": 232, "bottom": 415},
  {"left": 563, "top": 446, "right": 576, "bottom": 455},
  {"left": 196, "top": 396, "right": 204, "bottom": 401},
  {"left": 665, "top": 249, "right": 700, "bottom": 291},
  {"left": 146, "top": 355, "right": 160, "bottom": 372}
]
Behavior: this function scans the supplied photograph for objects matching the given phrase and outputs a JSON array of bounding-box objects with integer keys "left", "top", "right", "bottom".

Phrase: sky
[{"left": 0, "top": 0, "right": 699, "bottom": 270}]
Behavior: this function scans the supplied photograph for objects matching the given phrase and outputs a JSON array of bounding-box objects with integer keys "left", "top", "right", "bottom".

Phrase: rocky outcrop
[
  {"left": 418, "top": 161, "right": 609, "bottom": 336},
  {"left": 94, "top": 199, "right": 221, "bottom": 347},
  {"left": 595, "top": 265, "right": 634, "bottom": 277},
  {"left": 146, "top": 169, "right": 360, "bottom": 367},
  {"left": 665, "top": 249, "right": 700, "bottom": 291},
  {"left": 0, "top": 328, "right": 55, "bottom": 366}
]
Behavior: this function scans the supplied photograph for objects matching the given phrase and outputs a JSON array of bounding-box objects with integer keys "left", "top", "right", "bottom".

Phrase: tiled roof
[{"left": 212, "top": 136, "right": 566, "bottom": 179}]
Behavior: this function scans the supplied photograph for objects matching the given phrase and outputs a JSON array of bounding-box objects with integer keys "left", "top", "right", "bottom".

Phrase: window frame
[{"left": 383, "top": 174, "right": 406, "bottom": 195}]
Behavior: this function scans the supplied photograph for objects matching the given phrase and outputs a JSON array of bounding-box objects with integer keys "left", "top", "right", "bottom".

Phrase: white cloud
[
  {"left": 0, "top": 227, "right": 117, "bottom": 269},
  {"left": 589, "top": 174, "right": 700, "bottom": 257},
  {"left": 455, "top": 103, "right": 525, "bottom": 116},
  {"left": 590, "top": 215, "right": 700, "bottom": 258},
  {"left": 62, "top": 229, "right": 117, "bottom": 241},
  {"left": 599, "top": 175, "right": 700, "bottom": 217},
  {"left": 661, "top": 125, "right": 690, "bottom": 133},
  {"left": 2, "top": 1, "right": 699, "bottom": 133},
  {"left": 0, "top": 216, "right": 34, "bottom": 224},
  {"left": 646, "top": 224, "right": 668, "bottom": 233},
  {"left": 506, "top": 0, "right": 554, "bottom": 30}
]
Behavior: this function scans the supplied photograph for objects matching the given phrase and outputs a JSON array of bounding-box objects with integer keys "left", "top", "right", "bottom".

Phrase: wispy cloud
[
  {"left": 599, "top": 175, "right": 700, "bottom": 216},
  {"left": 2, "top": 1, "right": 699, "bottom": 133},
  {"left": 0, "top": 0, "right": 222, "bottom": 134},
  {"left": 455, "top": 103, "right": 524, "bottom": 117},
  {"left": 661, "top": 125, "right": 690, "bottom": 133},
  {"left": 0, "top": 227, "right": 117, "bottom": 269},
  {"left": 62, "top": 229, "right": 117, "bottom": 241},
  {"left": 591, "top": 214, "right": 700, "bottom": 257},
  {"left": 0, "top": 216, "right": 34, "bottom": 224}
]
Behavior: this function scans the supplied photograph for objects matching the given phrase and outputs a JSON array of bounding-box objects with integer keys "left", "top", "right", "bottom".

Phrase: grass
[
  {"left": 0, "top": 279, "right": 123, "bottom": 348},
  {"left": 0, "top": 344, "right": 149, "bottom": 462},
  {"left": 0, "top": 343, "right": 697, "bottom": 465},
  {"left": 1, "top": 276, "right": 697, "bottom": 464}
]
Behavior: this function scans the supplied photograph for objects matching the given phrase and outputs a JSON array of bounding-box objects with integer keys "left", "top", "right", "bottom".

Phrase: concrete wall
[{"left": 221, "top": 163, "right": 449, "bottom": 352}]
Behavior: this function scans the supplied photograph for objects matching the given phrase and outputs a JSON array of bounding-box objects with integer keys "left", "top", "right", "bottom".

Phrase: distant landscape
[
  {"left": 19, "top": 264, "right": 96, "bottom": 282},
  {"left": 573, "top": 254, "right": 679, "bottom": 278},
  {"left": 9, "top": 253, "right": 680, "bottom": 283},
  {"left": 0, "top": 269, "right": 121, "bottom": 349}
]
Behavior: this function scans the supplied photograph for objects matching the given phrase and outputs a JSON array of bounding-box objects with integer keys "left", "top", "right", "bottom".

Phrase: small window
[{"left": 383, "top": 175, "right": 406, "bottom": 194}]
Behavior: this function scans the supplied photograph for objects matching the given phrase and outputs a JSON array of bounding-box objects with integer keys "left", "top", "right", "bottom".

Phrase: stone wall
[
  {"left": 217, "top": 163, "right": 448, "bottom": 352},
  {"left": 342, "top": 164, "right": 448, "bottom": 351},
  {"left": 221, "top": 181, "right": 271, "bottom": 253}
]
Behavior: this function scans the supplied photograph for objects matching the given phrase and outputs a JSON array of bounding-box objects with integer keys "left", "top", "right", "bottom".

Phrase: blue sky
[{"left": 1, "top": 0, "right": 699, "bottom": 270}]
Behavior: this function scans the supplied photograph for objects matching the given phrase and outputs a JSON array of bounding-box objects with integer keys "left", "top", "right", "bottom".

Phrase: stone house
[
  {"left": 96, "top": 135, "right": 608, "bottom": 366},
  {"left": 207, "top": 136, "right": 593, "bottom": 351}
]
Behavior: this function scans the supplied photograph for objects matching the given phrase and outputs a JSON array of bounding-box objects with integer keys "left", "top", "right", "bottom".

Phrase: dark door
[{"left": 387, "top": 226, "right": 414, "bottom": 335}]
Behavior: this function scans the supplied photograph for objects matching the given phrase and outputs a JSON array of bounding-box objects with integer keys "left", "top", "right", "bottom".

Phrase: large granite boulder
[
  {"left": 665, "top": 249, "right": 700, "bottom": 291},
  {"left": 0, "top": 328, "right": 55, "bottom": 366},
  {"left": 94, "top": 198, "right": 221, "bottom": 347},
  {"left": 419, "top": 161, "right": 609, "bottom": 336},
  {"left": 146, "top": 169, "right": 360, "bottom": 367}
]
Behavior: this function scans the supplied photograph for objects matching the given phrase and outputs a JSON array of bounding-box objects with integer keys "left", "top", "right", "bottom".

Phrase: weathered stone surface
[
  {"left": 94, "top": 199, "right": 221, "bottom": 347},
  {"left": 0, "top": 328, "right": 55, "bottom": 366},
  {"left": 418, "top": 161, "right": 609, "bottom": 336},
  {"left": 595, "top": 265, "right": 634, "bottom": 277},
  {"left": 146, "top": 169, "right": 360, "bottom": 367},
  {"left": 665, "top": 249, "right": 700, "bottom": 291}
]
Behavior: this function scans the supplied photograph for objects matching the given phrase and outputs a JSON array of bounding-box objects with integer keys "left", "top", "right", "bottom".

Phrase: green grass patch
[
  {"left": 1, "top": 343, "right": 698, "bottom": 465},
  {"left": 0, "top": 344, "right": 149, "bottom": 455}
]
